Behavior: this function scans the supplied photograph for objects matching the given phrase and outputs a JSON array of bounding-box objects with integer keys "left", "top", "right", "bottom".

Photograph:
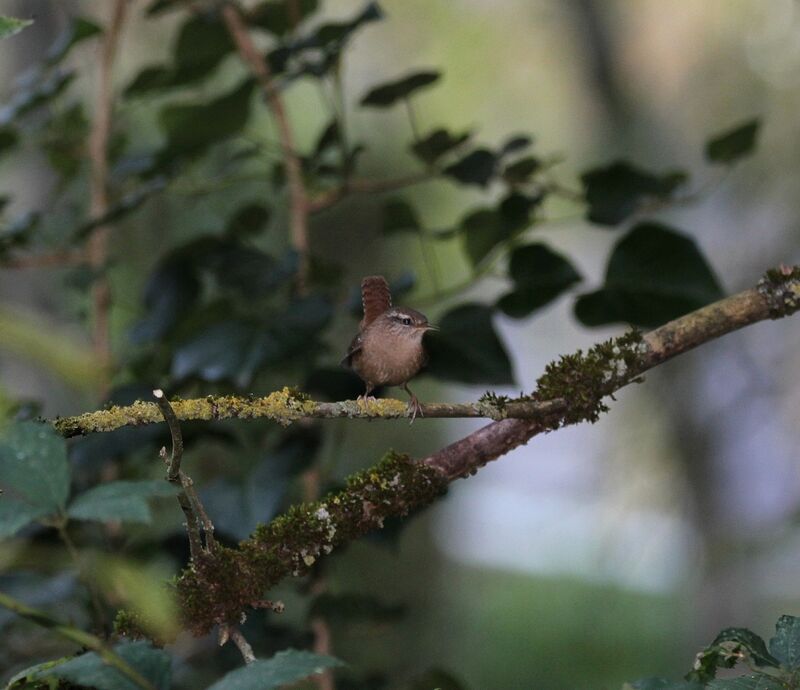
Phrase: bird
[{"left": 342, "top": 275, "right": 437, "bottom": 422}]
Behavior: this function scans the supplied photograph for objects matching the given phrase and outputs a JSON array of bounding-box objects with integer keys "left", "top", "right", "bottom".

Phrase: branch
[
  {"left": 170, "top": 266, "right": 799, "bottom": 635},
  {"left": 308, "top": 172, "right": 434, "bottom": 214},
  {"left": 1, "top": 249, "right": 88, "bottom": 269},
  {"left": 222, "top": 2, "right": 310, "bottom": 290}
]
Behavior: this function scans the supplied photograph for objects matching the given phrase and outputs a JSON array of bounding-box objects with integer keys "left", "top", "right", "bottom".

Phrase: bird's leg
[
  {"left": 357, "top": 384, "right": 376, "bottom": 412},
  {"left": 402, "top": 383, "right": 423, "bottom": 424}
]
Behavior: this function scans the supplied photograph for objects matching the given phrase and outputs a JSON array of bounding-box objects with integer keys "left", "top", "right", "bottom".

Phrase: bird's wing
[
  {"left": 341, "top": 333, "right": 363, "bottom": 368},
  {"left": 360, "top": 275, "right": 392, "bottom": 328}
]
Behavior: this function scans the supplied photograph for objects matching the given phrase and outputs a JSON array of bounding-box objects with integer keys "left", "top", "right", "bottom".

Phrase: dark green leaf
[
  {"left": 158, "top": 78, "right": 256, "bottom": 156},
  {"left": 426, "top": 304, "right": 514, "bottom": 385},
  {"left": 172, "top": 14, "right": 234, "bottom": 83},
  {"left": 46, "top": 17, "right": 101, "bottom": 64},
  {"left": 0, "top": 69, "right": 75, "bottom": 126},
  {"left": 211, "top": 247, "right": 297, "bottom": 296},
  {"left": 707, "top": 677, "right": 785, "bottom": 689},
  {"left": 124, "top": 65, "right": 173, "bottom": 97},
  {"left": 410, "top": 128, "right": 470, "bottom": 165},
  {"left": 67, "top": 480, "right": 178, "bottom": 525},
  {"left": 41, "top": 103, "right": 89, "bottom": 179},
  {"left": 309, "top": 593, "right": 405, "bottom": 624},
  {"left": 360, "top": 70, "right": 440, "bottom": 107},
  {"left": 0, "top": 422, "right": 69, "bottom": 513},
  {"left": 382, "top": 199, "right": 419, "bottom": 234},
  {"left": 574, "top": 222, "right": 723, "bottom": 328},
  {"left": 712, "top": 628, "right": 780, "bottom": 669},
  {"left": 500, "top": 135, "right": 532, "bottom": 156},
  {"left": 207, "top": 649, "right": 343, "bottom": 690},
  {"left": 313, "top": 119, "right": 340, "bottom": 158},
  {"left": 497, "top": 243, "right": 581, "bottom": 318},
  {"left": 503, "top": 156, "right": 540, "bottom": 184},
  {"left": 460, "top": 194, "right": 534, "bottom": 266},
  {"left": 0, "top": 125, "right": 19, "bottom": 156},
  {"left": 225, "top": 203, "right": 271, "bottom": 238},
  {"left": 297, "top": 2, "right": 382, "bottom": 52},
  {"left": 769, "top": 615, "right": 800, "bottom": 670},
  {"left": 409, "top": 668, "right": 469, "bottom": 690},
  {"left": 0, "top": 211, "right": 39, "bottom": 255},
  {"left": 0, "top": 16, "right": 32, "bottom": 40},
  {"left": 444, "top": 149, "right": 497, "bottom": 187},
  {"left": 30, "top": 640, "right": 170, "bottom": 690},
  {"left": 580, "top": 160, "right": 687, "bottom": 225},
  {"left": 705, "top": 119, "right": 761, "bottom": 165},
  {"left": 625, "top": 681, "right": 703, "bottom": 690},
  {"left": 0, "top": 497, "right": 50, "bottom": 539},
  {"left": 248, "top": 0, "right": 320, "bottom": 36}
]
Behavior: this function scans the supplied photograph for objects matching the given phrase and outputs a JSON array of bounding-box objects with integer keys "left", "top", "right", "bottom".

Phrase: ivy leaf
[
  {"left": 444, "top": 149, "right": 497, "bottom": 187},
  {"left": 360, "top": 70, "right": 440, "bottom": 107},
  {"left": 497, "top": 243, "right": 582, "bottom": 318},
  {"left": 705, "top": 119, "right": 761, "bottom": 165},
  {"left": 0, "top": 16, "right": 32, "bottom": 40},
  {"left": 0, "top": 497, "right": 50, "bottom": 539},
  {"left": 382, "top": 199, "right": 420, "bottom": 234},
  {"left": 28, "top": 640, "right": 170, "bottom": 690},
  {"left": 0, "top": 422, "right": 70, "bottom": 514},
  {"left": 411, "top": 128, "right": 470, "bottom": 165},
  {"left": 575, "top": 222, "right": 722, "bottom": 328},
  {"left": 206, "top": 649, "right": 343, "bottom": 690},
  {"left": 768, "top": 615, "right": 800, "bottom": 670},
  {"left": 580, "top": 160, "right": 687, "bottom": 225},
  {"left": 426, "top": 304, "right": 514, "bottom": 385},
  {"left": 67, "top": 480, "right": 178, "bottom": 525}
]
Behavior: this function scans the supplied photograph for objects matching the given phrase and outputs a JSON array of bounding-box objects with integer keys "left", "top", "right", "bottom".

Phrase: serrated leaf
[
  {"left": 575, "top": 222, "right": 722, "bottom": 328},
  {"left": 361, "top": 70, "right": 440, "bottom": 107},
  {"left": 705, "top": 119, "right": 760, "bottom": 165},
  {"left": 769, "top": 615, "right": 800, "bottom": 670},
  {"left": 30, "top": 640, "right": 170, "bottom": 690},
  {"left": 0, "top": 497, "right": 50, "bottom": 539},
  {"left": 0, "top": 16, "right": 32, "bottom": 40},
  {"left": 382, "top": 199, "right": 420, "bottom": 234},
  {"left": 410, "top": 128, "right": 470, "bottom": 164},
  {"left": 580, "top": 160, "right": 687, "bottom": 225},
  {"left": 444, "top": 149, "right": 497, "bottom": 187},
  {"left": 426, "top": 304, "right": 514, "bottom": 385},
  {"left": 497, "top": 243, "right": 581, "bottom": 318},
  {"left": 0, "top": 422, "right": 69, "bottom": 513},
  {"left": 207, "top": 649, "right": 343, "bottom": 690},
  {"left": 67, "top": 480, "right": 178, "bottom": 524}
]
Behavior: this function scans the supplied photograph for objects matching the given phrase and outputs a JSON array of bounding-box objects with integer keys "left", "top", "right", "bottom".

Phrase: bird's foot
[
  {"left": 356, "top": 394, "right": 378, "bottom": 414},
  {"left": 406, "top": 394, "right": 423, "bottom": 425}
]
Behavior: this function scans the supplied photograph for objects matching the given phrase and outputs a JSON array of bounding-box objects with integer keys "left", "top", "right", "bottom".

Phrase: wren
[{"left": 342, "top": 275, "right": 437, "bottom": 421}]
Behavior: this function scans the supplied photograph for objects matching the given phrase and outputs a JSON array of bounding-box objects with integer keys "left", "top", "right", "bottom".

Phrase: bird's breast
[{"left": 353, "top": 329, "right": 426, "bottom": 386}]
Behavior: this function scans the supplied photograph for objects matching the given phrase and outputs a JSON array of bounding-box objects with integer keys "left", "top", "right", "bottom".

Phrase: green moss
[
  {"left": 759, "top": 265, "right": 800, "bottom": 318},
  {"left": 534, "top": 330, "right": 648, "bottom": 426},
  {"left": 175, "top": 452, "right": 447, "bottom": 635},
  {"left": 477, "top": 392, "right": 510, "bottom": 420}
]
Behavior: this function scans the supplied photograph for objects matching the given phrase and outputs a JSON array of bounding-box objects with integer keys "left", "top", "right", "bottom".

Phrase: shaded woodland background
[{"left": 1, "top": 1, "right": 799, "bottom": 689}]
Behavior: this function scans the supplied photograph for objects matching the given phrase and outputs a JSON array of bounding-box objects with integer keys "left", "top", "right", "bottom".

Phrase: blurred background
[{"left": 1, "top": 1, "right": 799, "bottom": 688}]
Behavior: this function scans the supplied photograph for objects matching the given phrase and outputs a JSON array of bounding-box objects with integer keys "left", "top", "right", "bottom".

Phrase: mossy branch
[{"left": 167, "top": 267, "right": 800, "bottom": 635}]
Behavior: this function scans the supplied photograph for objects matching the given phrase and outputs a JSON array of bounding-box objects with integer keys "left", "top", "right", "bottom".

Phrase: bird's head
[{"left": 379, "top": 307, "right": 438, "bottom": 340}]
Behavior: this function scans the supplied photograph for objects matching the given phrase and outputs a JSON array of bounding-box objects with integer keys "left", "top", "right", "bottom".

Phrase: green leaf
[
  {"left": 500, "top": 134, "right": 532, "bottom": 156},
  {"left": 67, "top": 480, "right": 178, "bottom": 525},
  {"left": 705, "top": 119, "right": 761, "bottom": 165},
  {"left": 0, "top": 125, "right": 19, "bottom": 156},
  {"left": 207, "top": 649, "right": 343, "bottom": 690},
  {"left": 0, "top": 69, "right": 75, "bottom": 127},
  {"left": 47, "top": 17, "right": 101, "bottom": 64},
  {"left": 30, "top": 640, "right": 170, "bottom": 690},
  {"left": 503, "top": 156, "right": 540, "bottom": 185},
  {"left": 624, "top": 681, "right": 703, "bottom": 690},
  {"left": 497, "top": 243, "right": 581, "bottom": 318},
  {"left": 0, "top": 497, "right": 50, "bottom": 539},
  {"left": 225, "top": 203, "right": 271, "bottom": 238},
  {"left": 460, "top": 194, "right": 535, "bottom": 266},
  {"left": 248, "top": 0, "right": 320, "bottom": 36},
  {"left": 768, "top": 615, "right": 800, "bottom": 670},
  {"left": 712, "top": 628, "right": 780, "bottom": 669},
  {"left": 574, "top": 222, "right": 723, "bottom": 328},
  {"left": 0, "top": 422, "right": 69, "bottom": 513},
  {"left": 580, "top": 160, "right": 687, "bottom": 225},
  {"left": 707, "top": 677, "right": 786, "bottom": 689},
  {"left": 444, "top": 149, "right": 497, "bottom": 187},
  {"left": 0, "top": 16, "right": 32, "bottom": 40},
  {"left": 382, "top": 199, "right": 420, "bottom": 234},
  {"left": 158, "top": 78, "right": 256, "bottom": 156},
  {"left": 426, "top": 304, "right": 514, "bottom": 385},
  {"left": 361, "top": 70, "right": 440, "bottom": 107},
  {"left": 410, "top": 668, "right": 469, "bottom": 690},
  {"left": 411, "top": 128, "right": 470, "bottom": 165}
]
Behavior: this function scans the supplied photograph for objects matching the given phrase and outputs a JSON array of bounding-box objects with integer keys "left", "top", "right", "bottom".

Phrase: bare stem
[
  {"left": 219, "top": 624, "right": 256, "bottom": 664},
  {"left": 308, "top": 172, "right": 433, "bottom": 214},
  {"left": 2, "top": 250, "right": 88, "bottom": 270}
]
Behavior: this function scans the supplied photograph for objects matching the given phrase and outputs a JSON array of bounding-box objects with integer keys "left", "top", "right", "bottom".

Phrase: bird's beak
[{"left": 424, "top": 324, "right": 439, "bottom": 332}]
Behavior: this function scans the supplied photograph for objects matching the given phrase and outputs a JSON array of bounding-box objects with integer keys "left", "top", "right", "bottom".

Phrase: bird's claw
[{"left": 406, "top": 395, "right": 423, "bottom": 425}]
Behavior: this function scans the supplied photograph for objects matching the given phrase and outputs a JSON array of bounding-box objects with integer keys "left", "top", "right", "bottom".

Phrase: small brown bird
[{"left": 342, "top": 275, "right": 437, "bottom": 421}]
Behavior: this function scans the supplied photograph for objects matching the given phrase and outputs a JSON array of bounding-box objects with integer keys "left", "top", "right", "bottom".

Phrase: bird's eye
[{"left": 402, "top": 317, "right": 412, "bottom": 326}]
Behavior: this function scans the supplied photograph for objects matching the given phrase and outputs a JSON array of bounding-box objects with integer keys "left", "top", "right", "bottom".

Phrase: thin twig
[
  {"left": 222, "top": 2, "right": 310, "bottom": 290},
  {"left": 56, "top": 520, "right": 107, "bottom": 633},
  {"left": 87, "top": 0, "right": 127, "bottom": 378},
  {"left": 2, "top": 250, "right": 88, "bottom": 269},
  {"left": 0, "top": 590, "right": 157, "bottom": 690},
  {"left": 308, "top": 172, "right": 434, "bottom": 214},
  {"left": 219, "top": 624, "right": 257, "bottom": 664}
]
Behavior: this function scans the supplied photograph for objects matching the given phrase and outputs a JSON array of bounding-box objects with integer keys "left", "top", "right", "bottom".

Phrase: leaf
[
  {"left": 210, "top": 246, "right": 297, "bottom": 297},
  {"left": 248, "top": 0, "right": 320, "bottom": 37},
  {"left": 296, "top": 2, "right": 382, "bottom": 52},
  {"left": 410, "top": 128, "right": 471, "bottom": 165},
  {"left": 206, "top": 649, "right": 344, "bottom": 690},
  {"left": 712, "top": 628, "right": 780, "bottom": 669},
  {"left": 580, "top": 160, "right": 687, "bottom": 225},
  {"left": 46, "top": 17, "right": 102, "bottom": 64},
  {"left": 499, "top": 134, "right": 532, "bottom": 156},
  {"left": 0, "top": 16, "right": 32, "bottom": 40},
  {"left": 360, "top": 70, "right": 440, "bottom": 107},
  {"left": 707, "top": 677, "right": 786, "bottom": 689},
  {"left": 158, "top": 78, "right": 256, "bottom": 156},
  {"left": 497, "top": 243, "right": 581, "bottom": 318},
  {"left": 444, "top": 149, "right": 497, "bottom": 187},
  {"left": 574, "top": 222, "right": 723, "bottom": 328},
  {"left": 0, "top": 497, "right": 50, "bottom": 539},
  {"left": 67, "top": 480, "right": 178, "bottom": 525},
  {"left": 768, "top": 615, "right": 800, "bottom": 670},
  {"left": 503, "top": 156, "right": 540, "bottom": 185},
  {"left": 124, "top": 65, "right": 172, "bottom": 97},
  {"left": 0, "top": 69, "right": 75, "bottom": 127},
  {"left": 705, "top": 119, "right": 761, "bottom": 165},
  {"left": 426, "top": 304, "right": 514, "bottom": 385},
  {"left": 460, "top": 194, "right": 534, "bottom": 266},
  {"left": 409, "top": 668, "right": 469, "bottom": 690},
  {"left": 0, "top": 422, "right": 69, "bottom": 513},
  {"left": 382, "top": 199, "right": 420, "bottom": 234},
  {"left": 225, "top": 203, "right": 271, "bottom": 238},
  {"left": 0, "top": 125, "right": 18, "bottom": 156},
  {"left": 624, "top": 681, "right": 703, "bottom": 690},
  {"left": 29, "top": 640, "right": 171, "bottom": 690}
]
